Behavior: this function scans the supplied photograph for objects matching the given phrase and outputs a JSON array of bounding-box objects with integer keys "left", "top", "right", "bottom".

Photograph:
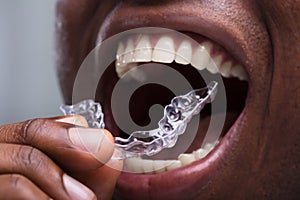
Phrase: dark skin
[
  {"left": 0, "top": 0, "right": 299, "bottom": 199},
  {"left": 0, "top": 116, "right": 121, "bottom": 200}
]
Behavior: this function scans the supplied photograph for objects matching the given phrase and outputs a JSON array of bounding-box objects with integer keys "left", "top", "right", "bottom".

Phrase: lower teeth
[{"left": 125, "top": 141, "right": 218, "bottom": 174}]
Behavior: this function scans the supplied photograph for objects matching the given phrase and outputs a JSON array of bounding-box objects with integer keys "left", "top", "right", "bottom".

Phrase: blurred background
[{"left": 0, "top": 0, "right": 63, "bottom": 125}]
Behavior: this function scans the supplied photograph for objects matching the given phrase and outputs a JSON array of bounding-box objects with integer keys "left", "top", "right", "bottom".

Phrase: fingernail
[
  {"left": 68, "top": 127, "right": 114, "bottom": 163},
  {"left": 56, "top": 115, "right": 89, "bottom": 127},
  {"left": 63, "top": 174, "right": 96, "bottom": 200}
]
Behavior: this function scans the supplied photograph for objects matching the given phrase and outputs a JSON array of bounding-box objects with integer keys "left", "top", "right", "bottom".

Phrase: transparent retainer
[{"left": 60, "top": 81, "right": 218, "bottom": 160}]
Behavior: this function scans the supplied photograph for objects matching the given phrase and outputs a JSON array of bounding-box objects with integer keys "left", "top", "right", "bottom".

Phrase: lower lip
[{"left": 114, "top": 107, "right": 247, "bottom": 199}]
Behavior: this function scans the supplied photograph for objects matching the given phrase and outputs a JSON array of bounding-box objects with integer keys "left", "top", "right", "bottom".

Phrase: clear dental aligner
[
  {"left": 60, "top": 100, "right": 105, "bottom": 129},
  {"left": 60, "top": 81, "right": 218, "bottom": 160}
]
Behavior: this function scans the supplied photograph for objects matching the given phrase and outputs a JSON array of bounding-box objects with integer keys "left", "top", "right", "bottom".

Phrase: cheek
[
  {"left": 55, "top": 0, "right": 119, "bottom": 103},
  {"left": 55, "top": 0, "right": 100, "bottom": 57},
  {"left": 256, "top": 1, "right": 300, "bottom": 196},
  {"left": 259, "top": 1, "right": 300, "bottom": 134},
  {"left": 55, "top": 0, "right": 100, "bottom": 103}
]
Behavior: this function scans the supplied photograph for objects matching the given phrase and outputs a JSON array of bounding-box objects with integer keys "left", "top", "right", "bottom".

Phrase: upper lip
[{"left": 94, "top": 2, "right": 272, "bottom": 199}]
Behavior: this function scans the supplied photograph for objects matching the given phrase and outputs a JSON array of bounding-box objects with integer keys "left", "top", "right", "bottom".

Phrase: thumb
[{"left": 0, "top": 115, "right": 115, "bottom": 172}]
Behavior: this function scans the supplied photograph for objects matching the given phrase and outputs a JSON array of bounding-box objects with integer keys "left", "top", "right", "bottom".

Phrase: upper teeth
[{"left": 115, "top": 34, "right": 248, "bottom": 81}]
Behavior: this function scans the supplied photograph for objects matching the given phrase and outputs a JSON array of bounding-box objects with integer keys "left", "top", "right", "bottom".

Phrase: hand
[{"left": 0, "top": 115, "right": 122, "bottom": 200}]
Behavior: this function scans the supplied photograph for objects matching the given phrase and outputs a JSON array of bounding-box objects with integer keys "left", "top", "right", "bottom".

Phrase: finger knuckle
[
  {"left": 22, "top": 118, "right": 48, "bottom": 144},
  {"left": 15, "top": 146, "right": 44, "bottom": 171},
  {"left": 0, "top": 122, "right": 27, "bottom": 144},
  {"left": 6, "top": 174, "right": 38, "bottom": 199},
  {"left": 8, "top": 174, "right": 29, "bottom": 190}
]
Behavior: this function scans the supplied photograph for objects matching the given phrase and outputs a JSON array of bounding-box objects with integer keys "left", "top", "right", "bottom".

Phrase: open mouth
[
  {"left": 96, "top": 28, "right": 249, "bottom": 198},
  {"left": 113, "top": 31, "right": 248, "bottom": 171}
]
